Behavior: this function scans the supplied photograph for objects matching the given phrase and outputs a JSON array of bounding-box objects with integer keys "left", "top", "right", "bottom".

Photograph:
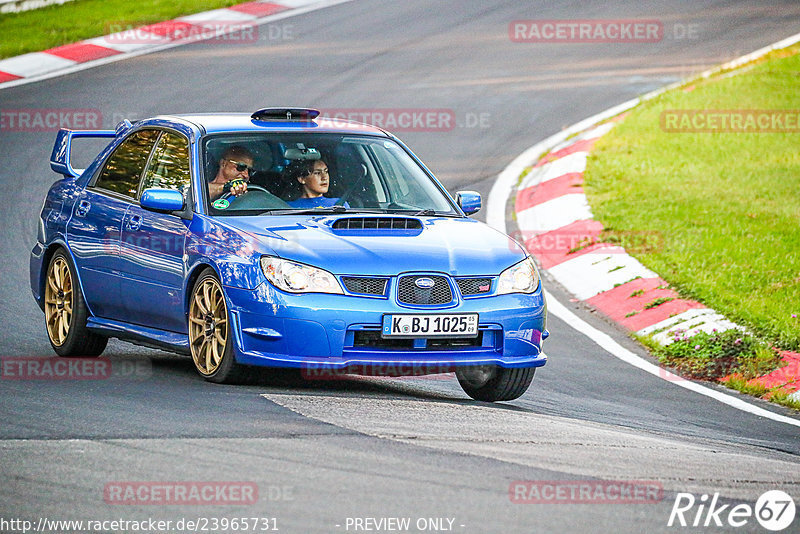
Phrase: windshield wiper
[
  {"left": 258, "top": 206, "right": 348, "bottom": 215},
  {"left": 383, "top": 208, "right": 459, "bottom": 217},
  {"left": 257, "top": 206, "right": 396, "bottom": 216}
]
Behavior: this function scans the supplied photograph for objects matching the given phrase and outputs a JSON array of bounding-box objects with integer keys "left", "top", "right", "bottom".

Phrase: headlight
[
  {"left": 260, "top": 256, "right": 343, "bottom": 294},
  {"left": 497, "top": 257, "right": 540, "bottom": 295}
]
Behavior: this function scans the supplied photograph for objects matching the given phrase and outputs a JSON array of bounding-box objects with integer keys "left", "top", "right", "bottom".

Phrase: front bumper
[{"left": 225, "top": 281, "right": 548, "bottom": 371}]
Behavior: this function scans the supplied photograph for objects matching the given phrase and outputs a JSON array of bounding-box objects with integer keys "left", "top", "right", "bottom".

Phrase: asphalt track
[{"left": 1, "top": 1, "right": 800, "bottom": 532}]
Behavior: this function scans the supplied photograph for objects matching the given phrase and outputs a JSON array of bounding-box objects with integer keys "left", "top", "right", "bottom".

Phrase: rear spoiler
[{"left": 50, "top": 120, "right": 133, "bottom": 178}]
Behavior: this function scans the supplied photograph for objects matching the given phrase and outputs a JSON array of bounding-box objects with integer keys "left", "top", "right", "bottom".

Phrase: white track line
[
  {"left": 488, "top": 33, "right": 800, "bottom": 427},
  {"left": 545, "top": 290, "right": 800, "bottom": 428}
]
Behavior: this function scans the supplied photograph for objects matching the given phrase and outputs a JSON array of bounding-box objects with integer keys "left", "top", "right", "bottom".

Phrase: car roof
[{"left": 154, "top": 113, "right": 391, "bottom": 137}]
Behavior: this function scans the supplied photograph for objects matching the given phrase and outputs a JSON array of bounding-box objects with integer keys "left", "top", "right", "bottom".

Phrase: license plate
[{"left": 381, "top": 313, "right": 479, "bottom": 338}]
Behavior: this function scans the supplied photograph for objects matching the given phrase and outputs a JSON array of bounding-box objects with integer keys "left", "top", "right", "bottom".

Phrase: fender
[{"left": 32, "top": 239, "right": 95, "bottom": 320}]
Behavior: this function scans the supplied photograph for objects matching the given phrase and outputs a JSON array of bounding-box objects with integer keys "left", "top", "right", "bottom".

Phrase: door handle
[
  {"left": 127, "top": 215, "right": 142, "bottom": 231},
  {"left": 76, "top": 200, "right": 90, "bottom": 217}
]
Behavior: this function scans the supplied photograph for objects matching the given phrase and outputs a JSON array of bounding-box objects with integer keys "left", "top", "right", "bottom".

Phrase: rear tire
[
  {"left": 456, "top": 365, "right": 535, "bottom": 402},
  {"left": 188, "top": 269, "right": 248, "bottom": 384},
  {"left": 44, "top": 249, "right": 108, "bottom": 357}
]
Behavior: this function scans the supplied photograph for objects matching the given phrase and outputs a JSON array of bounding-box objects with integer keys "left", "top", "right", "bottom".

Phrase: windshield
[{"left": 202, "top": 133, "right": 459, "bottom": 216}]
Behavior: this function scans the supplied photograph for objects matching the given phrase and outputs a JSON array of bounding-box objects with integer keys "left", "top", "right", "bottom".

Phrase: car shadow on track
[{"left": 138, "top": 352, "right": 538, "bottom": 412}]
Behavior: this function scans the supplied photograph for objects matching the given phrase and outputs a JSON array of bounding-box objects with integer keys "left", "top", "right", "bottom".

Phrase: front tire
[
  {"left": 456, "top": 365, "right": 535, "bottom": 402},
  {"left": 44, "top": 249, "right": 107, "bottom": 357},
  {"left": 188, "top": 269, "right": 248, "bottom": 383}
]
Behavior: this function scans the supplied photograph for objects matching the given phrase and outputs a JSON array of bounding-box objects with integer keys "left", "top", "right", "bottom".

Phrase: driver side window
[{"left": 139, "top": 131, "right": 191, "bottom": 197}]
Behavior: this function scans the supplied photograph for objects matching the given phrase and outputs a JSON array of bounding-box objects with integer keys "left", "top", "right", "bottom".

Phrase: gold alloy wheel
[
  {"left": 45, "top": 256, "right": 73, "bottom": 347},
  {"left": 189, "top": 277, "right": 228, "bottom": 376}
]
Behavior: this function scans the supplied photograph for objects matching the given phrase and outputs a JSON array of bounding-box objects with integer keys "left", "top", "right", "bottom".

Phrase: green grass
[
  {"left": 646, "top": 329, "right": 782, "bottom": 381},
  {"left": 584, "top": 45, "right": 800, "bottom": 352},
  {"left": 723, "top": 375, "right": 800, "bottom": 411},
  {"left": 644, "top": 297, "right": 674, "bottom": 309},
  {"left": 0, "top": 0, "right": 248, "bottom": 59},
  {"left": 638, "top": 329, "right": 800, "bottom": 410}
]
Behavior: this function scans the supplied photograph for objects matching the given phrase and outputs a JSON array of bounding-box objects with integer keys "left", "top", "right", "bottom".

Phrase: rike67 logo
[{"left": 668, "top": 490, "right": 795, "bottom": 531}]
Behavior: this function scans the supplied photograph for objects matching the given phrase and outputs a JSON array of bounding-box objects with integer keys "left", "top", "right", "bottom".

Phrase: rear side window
[
  {"left": 139, "top": 131, "right": 192, "bottom": 195},
  {"left": 94, "top": 129, "right": 159, "bottom": 198}
]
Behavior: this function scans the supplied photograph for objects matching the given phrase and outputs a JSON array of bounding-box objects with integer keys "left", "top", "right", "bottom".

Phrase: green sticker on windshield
[{"left": 212, "top": 198, "right": 230, "bottom": 210}]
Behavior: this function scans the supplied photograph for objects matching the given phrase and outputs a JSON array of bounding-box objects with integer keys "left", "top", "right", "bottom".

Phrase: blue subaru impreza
[{"left": 30, "top": 108, "right": 547, "bottom": 401}]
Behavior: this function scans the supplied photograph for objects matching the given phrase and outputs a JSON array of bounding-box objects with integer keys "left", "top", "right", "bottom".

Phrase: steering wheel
[
  {"left": 220, "top": 181, "right": 271, "bottom": 201},
  {"left": 335, "top": 163, "right": 369, "bottom": 206}
]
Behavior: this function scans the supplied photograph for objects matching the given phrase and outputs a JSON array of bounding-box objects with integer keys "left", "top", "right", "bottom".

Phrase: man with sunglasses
[{"left": 208, "top": 146, "right": 256, "bottom": 201}]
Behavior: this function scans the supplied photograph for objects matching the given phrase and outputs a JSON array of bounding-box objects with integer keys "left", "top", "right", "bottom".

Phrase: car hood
[{"left": 221, "top": 215, "right": 527, "bottom": 276}]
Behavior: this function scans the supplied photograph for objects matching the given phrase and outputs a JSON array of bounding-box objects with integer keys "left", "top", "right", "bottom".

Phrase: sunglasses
[{"left": 227, "top": 159, "right": 254, "bottom": 174}]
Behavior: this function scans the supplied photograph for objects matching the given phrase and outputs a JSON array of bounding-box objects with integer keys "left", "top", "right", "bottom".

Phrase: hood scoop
[{"left": 332, "top": 217, "right": 423, "bottom": 230}]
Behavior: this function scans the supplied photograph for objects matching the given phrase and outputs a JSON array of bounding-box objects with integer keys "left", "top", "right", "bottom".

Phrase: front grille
[
  {"left": 427, "top": 333, "right": 484, "bottom": 349},
  {"left": 341, "top": 277, "right": 387, "bottom": 296},
  {"left": 353, "top": 330, "right": 413, "bottom": 350},
  {"left": 353, "top": 330, "right": 483, "bottom": 350},
  {"left": 456, "top": 277, "right": 493, "bottom": 296},
  {"left": 397, "top": 275, "right": 452, "bottom": 305},
  {"left": 332, "top": 217, "right": 422, "bottom": 230}
]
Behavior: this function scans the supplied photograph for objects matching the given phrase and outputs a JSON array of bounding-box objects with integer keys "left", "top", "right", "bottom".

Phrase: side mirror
[
  {"left": 455, "top": 190, "right": 481, "bottom": 215},
  {"left": 140, "top": 188, "right": 185, "bottom": 212}
]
